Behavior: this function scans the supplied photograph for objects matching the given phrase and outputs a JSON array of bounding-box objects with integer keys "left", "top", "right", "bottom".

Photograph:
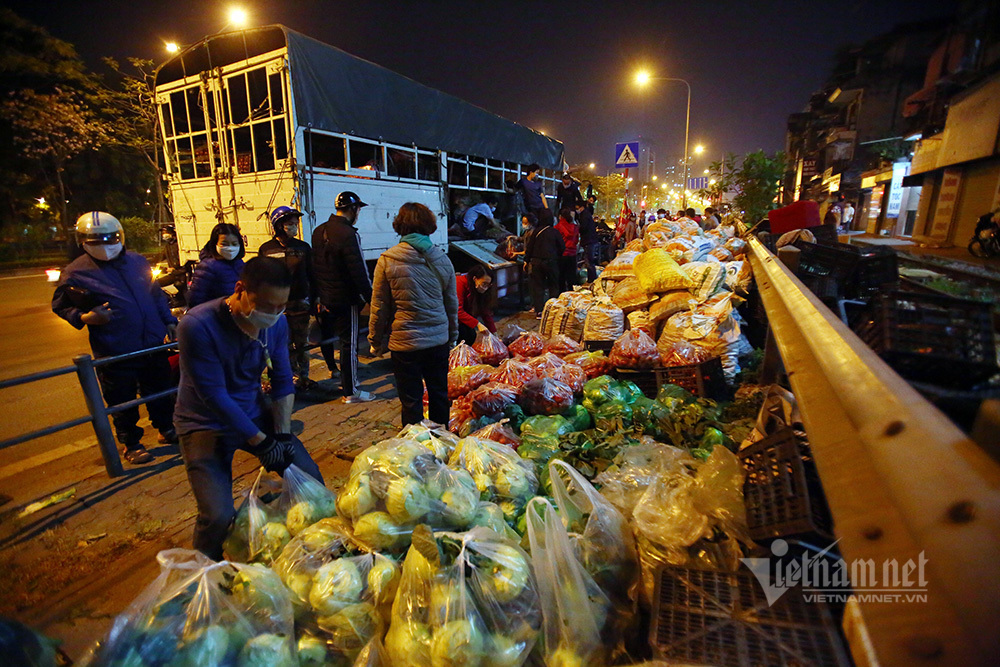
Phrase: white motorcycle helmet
[{"left": 76, "top": 211, "right": 124, "bottom": 261}]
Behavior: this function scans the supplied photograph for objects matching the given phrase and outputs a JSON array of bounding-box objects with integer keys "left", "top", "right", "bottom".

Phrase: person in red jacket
[
  {"left": 555, "top": 207, "right": 579, "bottom": 293},
  {"left": 456, "top": 264, "right": 496, "bottom": 344}
]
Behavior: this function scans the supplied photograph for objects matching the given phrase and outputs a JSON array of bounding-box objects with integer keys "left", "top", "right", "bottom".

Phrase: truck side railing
[{"left": 747, "top": 232, "right": 1000, "bottom": 667}]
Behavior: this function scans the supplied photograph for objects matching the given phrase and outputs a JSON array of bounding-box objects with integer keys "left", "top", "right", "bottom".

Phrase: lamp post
[{"left": 636, "top": 71, "right": 691, "bottom": 208}]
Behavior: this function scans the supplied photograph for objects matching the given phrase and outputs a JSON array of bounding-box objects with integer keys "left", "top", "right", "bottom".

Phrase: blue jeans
[{"left": 178, "top": 416, "right": 323, "bottom": 560}]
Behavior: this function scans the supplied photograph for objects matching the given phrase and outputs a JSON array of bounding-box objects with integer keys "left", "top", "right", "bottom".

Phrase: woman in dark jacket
[
  {"left": 456, "top": 264, "right": 496, "bottom": 345},
  {"left": 187, "top": 223, "right": 245, "bottom": 308},
  {"left": 524, "top": 208, "right": 564, "bottom": 315}
]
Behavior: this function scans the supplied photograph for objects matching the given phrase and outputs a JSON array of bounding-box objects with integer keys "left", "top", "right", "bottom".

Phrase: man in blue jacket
[
  {"left": 52, "top": 212, "right": 178, "bottom": 465},
  {"left": 174, "top": 256, "right": 322, "bottom": 560}
]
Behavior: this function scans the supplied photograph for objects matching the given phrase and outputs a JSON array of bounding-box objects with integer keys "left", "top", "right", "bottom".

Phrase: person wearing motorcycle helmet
[
  {"left": 52, "top": 212, "right": 179, "bottom": 465},
  {"left": 312, "top": 191, "right": 375, "bottom": 402},
  {"left": 259, "top": 206, "right": 317, "bottom": 392},
  {"left": 187, "top": 223, "right": 245, "bottom": 308}
]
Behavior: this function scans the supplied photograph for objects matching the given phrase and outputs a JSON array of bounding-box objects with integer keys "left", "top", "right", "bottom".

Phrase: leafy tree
[{"left": 700, "top": 150, "right": 786, "bottom": 225}]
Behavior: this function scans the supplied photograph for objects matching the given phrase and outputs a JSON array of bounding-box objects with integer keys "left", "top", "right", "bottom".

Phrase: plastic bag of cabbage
[
  {"left": 448, "top": 437, "right": 538, "bottom": 532},
  {"left": 397, "top": 420, "right": 461, "bottom": 461},
  {"left": 271, "top": 517, "right": 400, "bottom": 664},
  {"left": 385, "top": 525, "right": 541, "bottom": 667},
  {"left": 224, "top": 465, "right": 337, "bottom": 565},
  {"left": 79, "top": 549, "right": 297, "bottom": 667},
  {"left": 337, "top": 438, "right": 482, "bottom": 552}
]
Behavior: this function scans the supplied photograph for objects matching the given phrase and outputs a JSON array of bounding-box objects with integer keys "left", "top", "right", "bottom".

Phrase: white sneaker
[{"left": 342, "top": 390, "right": 376, "bottom": 403}]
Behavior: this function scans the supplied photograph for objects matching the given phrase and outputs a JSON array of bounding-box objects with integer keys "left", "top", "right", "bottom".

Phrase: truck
[{"left": 153, "top": 25, "right": 565, "bottom": 261}]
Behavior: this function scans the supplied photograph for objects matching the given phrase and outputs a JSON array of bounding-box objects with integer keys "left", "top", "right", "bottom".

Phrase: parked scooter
[{"left": 968, "top": 211, "right": 1000, "bottom": 259}]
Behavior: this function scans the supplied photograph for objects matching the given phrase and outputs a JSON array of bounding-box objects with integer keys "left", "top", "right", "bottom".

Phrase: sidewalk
[
  {"left": 0, "top": 311, "right": 539, "bottom": 659},
  {"left": 846, "top": 232, "right": 1000, "bottom": 281}
]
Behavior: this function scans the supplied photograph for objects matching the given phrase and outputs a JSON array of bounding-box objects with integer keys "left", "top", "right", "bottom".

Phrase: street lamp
[
  {"left": 228, "top": 7, "right": 249, "bottom": 27},
  {"left": 588, "top": 162, "right": 595, "bottom": 170},
  {"left": 694, "top": 144, "right": 705, "bottom": 154},
  {"left": 635, "top": 71, "right": 692, "bottom": 208},
  {"left": 165, "top": 41, "right": 179, "bottom": 53}
]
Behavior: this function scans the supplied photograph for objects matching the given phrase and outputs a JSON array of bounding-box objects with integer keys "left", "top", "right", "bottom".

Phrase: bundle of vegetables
[
  {"left": 397, "top": 421, "right": 461, "bottom": 462},
  {"left": 448, "top": 364, "right": 494, "bottom": 400},
  {"left": 81, "top": 549, "right": 297, "bottom": 667},
  {"left": 609, "top": 329, "right": 660, "bottom": 369},
  {"left": 517, "top": 378, "right": 574, "bottom": 416},
  {"left": 449, "top": 395, "right": 475, "bottom": 434},
  {"left": 470, "top": 419, "right": 521, "bottom": 449},
  {"left": 507, "top": 331, "right": 545, "bottom": 358},
  {"left": 449, "top": 342, "right": 481, "bottom": 369},
  {"left": 337, "top": 439, "right": 481, "bottom": 552},
  {"left": 473, "top": 330, "right": 510, "bottom": 366},
  {"left": 448, "top": 436, "right": 538, "bottom": 527},
  {"left": 543, "top": 334, "right": 584, "bottom": 357},
  {"left": 564, "top": 350, "right": 615, "bottom": 379},
  {"left": 225, "top": 465, "right": 337, "bottom": 565},
  {"left": 469, "top": 382, "right": 519, "bottom": 418},
  {"left": 526, "top": 351, "right": 565, "bottom": 376},
  {"left": 654, "top": 384, "right": 733, "bottom": 457},
  {"left": 517, "top": 415, "right": 574, "bottom": 469},
  {"left": 271, "top": 518, "right": 399, "bottom": 663},
  {"left": 385, "top": 526, "right": 542, "bottom": 667},
  {"left": 580, "top": 375, "right": 629, "bottom": 414},
  {"left": 489, "top": 358, "right": 536, "bottom": 388}
]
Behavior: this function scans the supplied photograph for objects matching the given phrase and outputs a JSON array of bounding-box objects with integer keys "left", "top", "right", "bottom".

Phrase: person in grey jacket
[{"left": 369, "top": 202, "right": 459, "bottom": 426}]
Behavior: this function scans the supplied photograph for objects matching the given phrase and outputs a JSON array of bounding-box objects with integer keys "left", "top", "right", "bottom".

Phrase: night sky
[{"left": 7, "top": 0, "right": 950, "bottom": 174}]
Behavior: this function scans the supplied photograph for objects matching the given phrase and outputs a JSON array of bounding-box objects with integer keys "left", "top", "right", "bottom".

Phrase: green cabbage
[
  {"left": 337, "top": 472, "right": 377, "bottom": 521},
  {"left": 173, "top": 624, "right": 228, "bottom": 667},
  {"left": 309, "top": 559, "right": 363, "bottom": 616},
  {"left": 237, "top": 634, "right": 295, "bottom": 667},
  {"left": 317, "top": 602, "right": 377, "bottom": 651},
  {"left": 440, "top": 486, "right": 478, "bottom": 526},
  {"left": 368, "top": 555, "right": 401, "bottom": 607},
  {"left": 286, "top": 496, "right": 337, "bottom": 536},
  {"left": 485, "top": 634, "right": 524, "bottom": 667},
  {"left": 256, "top": 522, "right": 291, "bottom": 563},
  {"left": 353, "top": 511, "right": 404, "bottom": 551},
  {"left": 385, "top": 478, "right": 431, "bottom": 523},
  {"left": 470, "top": 502, "right": 508, "bottom": 535},
  {"left": 480, "top": 544, "right": 529, "bottom": 604},
  {"left": 296, "top": 635, "right": 327, "bottom": 667},
  {"left": 430, "top": 619, "right": 485, "bottom": 667}
]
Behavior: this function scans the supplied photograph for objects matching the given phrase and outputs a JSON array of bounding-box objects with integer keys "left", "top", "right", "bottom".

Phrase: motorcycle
[{"left": 968, "top": 211, "right": 1000, "bottom": 259}]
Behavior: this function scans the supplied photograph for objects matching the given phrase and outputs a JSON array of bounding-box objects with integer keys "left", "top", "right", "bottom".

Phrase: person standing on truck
[
  {"left": 368, "top": 202, "right": 459, "bottom": 426},
  {"left": 524, "top": 208, "right": 564, "bottom": 316},
  {"left": 187, "top": 223, "right": 245, "bottom": 308},
  {"left": 556, "top": 173, "right": 584, "bottom": 212},
  {"left": 52, "top": 212, "right": 178, "bottom": 465},
  {"left": 312, "top": 191, "right": 375, "bottom": 403},
  {"left": 518, "top": 163, "right": 548, "bottom": 218},
  {"left": 259, "top": 206, "right": 316, "bottom": 392},
  {"left": 174, "top": 257, "right": 323, "bottom": 560}
]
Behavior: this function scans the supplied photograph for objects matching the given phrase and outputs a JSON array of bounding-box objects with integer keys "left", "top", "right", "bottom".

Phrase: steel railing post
[{"left": 74, "top": 354, "right": 124, "bottom": 478}]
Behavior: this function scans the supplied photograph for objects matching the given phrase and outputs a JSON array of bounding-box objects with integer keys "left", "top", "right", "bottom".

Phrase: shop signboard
[
  {"left": 929, "top": 167, "right": 962, "bottom": 239},
  {"left": 866, "top": 185, "right": 884, "bottom": 234},
  {"left": 802, "top": 158, "right": 817, "bottom": 180},
  {"left": 885, "top": 162, "right": 910, "bottom": 218}
]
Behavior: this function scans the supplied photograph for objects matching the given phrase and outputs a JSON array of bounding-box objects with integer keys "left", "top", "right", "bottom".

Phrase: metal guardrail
[
  {"left": 0, "top": 342, "right": 180, "bottom": 478},
  {"left": 746, "top": 232, "right": 1000, "bottom": 667}
]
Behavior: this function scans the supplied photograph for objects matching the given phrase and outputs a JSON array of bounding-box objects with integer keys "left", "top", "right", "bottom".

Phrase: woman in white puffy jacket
[{"left": 369, "top": 203, "right": 459, "bottom": 426}]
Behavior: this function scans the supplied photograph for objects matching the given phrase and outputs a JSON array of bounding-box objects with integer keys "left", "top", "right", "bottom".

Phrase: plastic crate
[
  {"left": 852, "top": 290, "right": 998, "bottom": 388},
  {"left": 613, "top": 368, "right": 659, "bottom": 398},
  {"left": 658, "top": 356, "right": 728, "bottom": 399},
  {"left": 793, "top": 242, "right": 861, "bottom": 300},
  {"left": 849, "top": 248, "right": 898, "bottom": 301},
  {"left": 739, "top": 428, "right": 833, "bottom": 541},
  {"left": 584, "top": 339, "right": 615, "bottom": 353},
  {"left": 650, "top": 566, "right": 851, "bottom": 667}
]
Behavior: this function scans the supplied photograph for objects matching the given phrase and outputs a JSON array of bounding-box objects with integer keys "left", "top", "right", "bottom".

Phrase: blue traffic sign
[
  {"left": 687, "top": 176, "right": 709, "bottom": 190},
  {"left": 615, "top": 141, "right": 639, "bottom": 169}
]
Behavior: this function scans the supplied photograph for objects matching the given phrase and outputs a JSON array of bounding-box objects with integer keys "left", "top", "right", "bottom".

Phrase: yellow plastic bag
[{"left": 633, "top": 249, "right": 693, "bottom": 293}]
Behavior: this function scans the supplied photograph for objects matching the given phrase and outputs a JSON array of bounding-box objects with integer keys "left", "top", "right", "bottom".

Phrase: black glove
[
  {"left": 274, "top": 433, "right": 296, "bottom": 471},
  {"left": 252, "top": 434, "right": 290, "bottom": 473}
]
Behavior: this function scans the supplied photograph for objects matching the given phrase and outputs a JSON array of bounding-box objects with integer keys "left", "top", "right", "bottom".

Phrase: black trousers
[
  {"left": 583, "top": 242, "right": 599, "bottom": 282},
  {"left": 391, "top": 344, "right": 449, "bottom": 427},
  {"left": 528, "top": 258, "right": 559, "bottom": 313},
  {"left": 319, "top": 304, "right": 361, "bottom": 395},
  {"left": 458, "top": 322, "right": 477, "bottom": 346},
  {"left": 97, "top": 352, "right": 174, "bottom": 448},
  {"left": 178, "top": 416, "right": 322, "bottom": 561},
  {"left": 558, "top": 255, "right": 577, "bottom": 293},
  {"left": 285, "top": 311, "right": 311, "bottom": 383}
]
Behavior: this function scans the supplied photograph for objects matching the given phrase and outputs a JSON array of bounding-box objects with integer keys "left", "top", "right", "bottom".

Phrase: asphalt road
[{"left": 0, "top": 272, "right": 95, "bottom": 470}]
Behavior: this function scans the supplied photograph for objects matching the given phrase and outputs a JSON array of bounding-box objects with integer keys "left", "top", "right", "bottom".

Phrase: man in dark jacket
[
  {"left": 523, "top": 208, "right": 564, "bottom": 315},
  {"left": 517, "top": 163, "right": 548, "bottom": 217},
  {"left": 575, "top": 200, "right": 599, "bottom": 282},
  {"left": 312, "top": 191, "right": 375, "bottom": 402},
  {"left": 259, "top": 206, "right": 316, "bottom": 391},
  {"left": 556, "top": 173, "right": 584, "bottom": 212},
  {"left": 52, "top": 212, "right": 178, "bottom": 464}
]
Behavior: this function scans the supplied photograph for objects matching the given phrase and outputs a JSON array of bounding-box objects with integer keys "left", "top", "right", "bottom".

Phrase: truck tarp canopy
[{"left": 284, "top": 29, "right": 564, "bottom": 170}]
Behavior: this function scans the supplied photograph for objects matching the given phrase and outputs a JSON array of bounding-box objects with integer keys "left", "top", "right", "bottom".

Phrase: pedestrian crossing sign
[{"left": 615, "top": 141, "right": 639, "bottom": 169}]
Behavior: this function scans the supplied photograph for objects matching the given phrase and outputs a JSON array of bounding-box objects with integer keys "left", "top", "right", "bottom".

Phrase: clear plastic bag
[
  {"left": 448, "top": 364, "right": 495, "bottom": 400},
  {"left": 449, "top": 395, "right": 476, "bottom": 434},
  {"left": 473, "top": 330, "right": 510, "bottom": 366},
  {"left": 507, "top": 331, "right": 545, "bottom": 358},
  {"left": 81, "top": 549, "right": 296, "bottom": 667},
  {"left": 610, "top": 328, "right": 660, "bottom": 369},
  {"left": 448, "top": 436, "right": 538, "bottom": 524},
  {"left": 581, "top": 375, "right": 628, "bottom": 414},
  {"left": 469, "top": 382, "right": 519, "bottom": 418},
  {"left": 544, "top": 333, "right": 584, "bottom": 357},
  {"left": 338, "top": 439, "right": 481, "bottom": 552},
  {"left": 595, "top": 441, "right": 694, "bottom": 517},
  {"left": 552, "top": 362, "right": 586, "bottom": 394},
  {"left": 397, "top": 421, "right": 461, "bottom": 461},
  {"left": 564, "top": 350, "right": 615, "bottom": 380},
  {"left": 659, "top": 340, "right": 711, "bottom": 367},
  {"left": 278, "top": 464, "right": 339, "bottom": 537},
  {"left": 489, "top": 358, "right": 537, "bottom": 388},
  {"left": 526, "top": 498, "right": 611, "bottom": 667},
  {"left": 518, "top": 415, "right": 573, "bottom": 468},
  {"left": 385, "top": 526, "right": 542, "bottom": 667},
  {"left": 517, "top": 377, "right": 574, "bottom": 416},
  {"left": 470, "top": 419, "right": 521, "bottom": 449},
  {"left": 273, "top": 519, "right": 398, "bottom": 663},
  {"left": 449, "top": 342, "right": 482, "bottom": 369}
]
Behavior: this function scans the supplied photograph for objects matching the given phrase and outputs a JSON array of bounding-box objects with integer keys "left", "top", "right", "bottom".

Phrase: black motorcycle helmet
[{"left": 335, "top": 191, "right": 368, "bottom": 210}]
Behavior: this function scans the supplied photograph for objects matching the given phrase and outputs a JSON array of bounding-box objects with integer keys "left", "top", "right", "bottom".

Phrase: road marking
[{"left": 0, "top": 437, "right": 96, "bottom": 481}]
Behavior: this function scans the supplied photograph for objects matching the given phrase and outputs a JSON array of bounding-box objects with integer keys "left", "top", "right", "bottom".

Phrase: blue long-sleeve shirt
[
  {"left": 187, "top": 256, "right": 244, "bottom": 308},
  {"left": 52, "top": 250, "right": 176, "bottom": 358},
  {"left": 173, "top": 298, "right": 293, "bottom": 441}
]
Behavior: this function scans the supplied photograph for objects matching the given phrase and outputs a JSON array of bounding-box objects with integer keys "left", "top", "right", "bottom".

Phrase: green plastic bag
[
  {"left": 562, "top": 404, "right": 593, "bottom": 432},
  {"left": 503, "top": 404, "right": 526, "bottom": 434},
  {"left": 519, "top": 415, "right": 573, "bottom": 467},
  {"left": 593, "top": 401, "right": 633, "bottom": 435},
  {"left": 631, "top": 396, "right": 673, "bottom": 439},
  {"left": 656, "top": 383, "right": 694, "bottom": 405},
  {"left": 582, "top": 376, "right": 628, "bottom": 414},
  {"left": 618, "top": 380, "right": 644, "bottom": 405}
]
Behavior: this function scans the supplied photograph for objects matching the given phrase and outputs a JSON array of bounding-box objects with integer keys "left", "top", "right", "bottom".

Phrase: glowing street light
[
  {"left": 652, "top": 175, "right": 658, "bottom": 181},
  {"left": 634, "top": 69, "right": 692, "bottom": 207},
  {"left": 694, "top": 144, "right": 705, "bottom": 154},
  {"left": 635, "top": 70, "right": 651, "bottom": 87},
  {"left": 165, "top": 41, "right": 179, "bottom": 53},
  {"left": 704, "top": 169, "right": 710, "bottom": 174},
  {"left": 228, "top": 6, "right": 249, "bottom": 27},
  {"left": 588, "top": 162, "right": 595, "bottom": 170}
]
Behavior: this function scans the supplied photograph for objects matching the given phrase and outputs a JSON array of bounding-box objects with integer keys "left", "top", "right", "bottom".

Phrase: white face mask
[
  {"left": 217, "top": 245, "right": 240, "bottom": 260},
  {"left": 247, "top": 308, "right": 284, "bottom": 330},
  {"left": 84, "top": 243, "right": 122, "bottom": 262}
]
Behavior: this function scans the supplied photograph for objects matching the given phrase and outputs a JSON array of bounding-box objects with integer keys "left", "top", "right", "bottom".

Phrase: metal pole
[
  {"left": 682, "top": 80, "right": 691, "bottom": 210},
  {"left": 74, "top": 354, "right": 124, "bottom": 478}
]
